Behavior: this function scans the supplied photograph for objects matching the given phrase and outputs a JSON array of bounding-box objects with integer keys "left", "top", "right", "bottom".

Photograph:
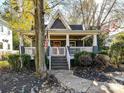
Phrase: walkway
[{"left": 49, "top": 70, "right": 124, "bottom": 93}]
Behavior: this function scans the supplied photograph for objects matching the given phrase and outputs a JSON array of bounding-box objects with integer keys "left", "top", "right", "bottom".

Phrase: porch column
[
  {"left": 83, "top": 40, "right": 85, "bottom": 47},
  {"left": 93, "top": 34, "right": 98, "bottom": 53},
  {"left": 66, "top": 34, "right": 69, "bottom": 46},
  {"left": 48, "top": 34, "right": 51, "bottom": 46},
  {"left": 48, "top": 34, "right": 51, "bottom": 70},
  {"left": 19, "top": 33, "right": 24, "bottom": 54}
]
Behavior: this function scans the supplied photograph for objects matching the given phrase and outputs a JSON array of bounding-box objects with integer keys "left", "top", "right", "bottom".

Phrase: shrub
[
  {"left": 93, "top": 54, "right": 110, "bottom": 70},
  {"left": 7, "top": 54, "right": 31, "bottom": 71},
  {"left": 79, "top": 55, "right": 93, "bottom": 66},
  {"left": 0, "top": 61, "right": 11, "bottom": 71},
  {"left": 7, "top": 54, "right": 20, "bottom": 71},
  {"left": 74, "top": 51, "right": 95, "bottom": 66},
  {"left": 98, "top": 50, "right": 108, "bottom": 55},
  {"left": 21, "top": 54, "right": 31, "bottom": 69}
]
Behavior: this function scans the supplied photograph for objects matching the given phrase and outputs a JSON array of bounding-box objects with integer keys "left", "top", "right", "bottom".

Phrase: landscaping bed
[
  {"left": 73, "top": 66, "right": 124, "bottom": 85},
  {"left": 0, "top": 70, "right": 75, "bottom": 93}
]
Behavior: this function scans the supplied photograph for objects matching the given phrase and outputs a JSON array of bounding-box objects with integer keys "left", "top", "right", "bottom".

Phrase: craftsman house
[{"left": 23, "top": 10, "right": 99, "bottom": 70}]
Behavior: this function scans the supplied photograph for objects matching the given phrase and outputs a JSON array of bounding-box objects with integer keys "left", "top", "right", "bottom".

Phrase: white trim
[
  {"left": 81, "top": 35, "right": 92, "bottom": 40},
  {"left": 93, "top": 34, "right": 98, "bottom": 46},
  {"left": 70, "top": 41, "right": 76, "bottom": 47},
  {"left": 46, "top": 10, "right": 71, "bottom": 30},
  {"left": 66, "top": 34, "right": 69, "bottom": 46}
]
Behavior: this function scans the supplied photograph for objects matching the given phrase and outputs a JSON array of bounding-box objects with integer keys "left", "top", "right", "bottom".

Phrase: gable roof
[
  {"left": 51, "top": 18, "right": 66, "bottom": 29},
  {"left": 70, "top": 25, "right": 83, "bottom": 30},
  {"left": 46, "top": 10, "right": 84, "bottom": 31},
  {"left": 46, "top": 10, "right": 71, "bottom": 30}
]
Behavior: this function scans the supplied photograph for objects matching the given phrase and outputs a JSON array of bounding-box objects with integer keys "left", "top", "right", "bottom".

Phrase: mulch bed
[
  {"left": 0, "top": 70, "right": 77, "bottom": 93},
  {"left": 73, "top": 66, "right": 124, "bottom": 85}
]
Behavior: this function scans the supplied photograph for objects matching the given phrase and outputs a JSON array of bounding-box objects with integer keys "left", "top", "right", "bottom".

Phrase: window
[
  {"left": 8, "top": 31, "right": 10, "bottom": 35},
  {"left": 0, "top": 42, "right": 3, "bottom": 49},
  {"left": 8, "top": 44, "right": 10, "bottom": 50}
]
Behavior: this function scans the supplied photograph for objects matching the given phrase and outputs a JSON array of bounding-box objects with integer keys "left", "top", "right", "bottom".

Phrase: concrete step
[
  {"left": 51, "top": 56, "right": 66, "bottom": 58},
  {"left": 51, "top": 66, "right": 68, "bottom": 70},
  {"left": 51, "top": 58, "right": 67, "bottom": 61},
  {"left": 51, "top": 56, "right": 68, "bottom": 70},
  {"left": 52, "top": 62, "right": 68, "bottom": 66},
  {"left": 51, "top": 60, "right": 67, "bottom": 63}
]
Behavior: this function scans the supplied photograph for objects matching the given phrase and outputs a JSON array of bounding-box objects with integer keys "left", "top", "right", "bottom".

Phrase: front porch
[{"left": 24, "top": 33, "right": 98, "bottom": 70}]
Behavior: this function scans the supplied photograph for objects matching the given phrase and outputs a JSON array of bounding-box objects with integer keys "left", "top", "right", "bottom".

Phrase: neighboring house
[
  {"left": 22, "top": 10, "right": 99, "bottom": 70},
  {"left": 0, "top": 18, "right": 13, "bottom": 59}
]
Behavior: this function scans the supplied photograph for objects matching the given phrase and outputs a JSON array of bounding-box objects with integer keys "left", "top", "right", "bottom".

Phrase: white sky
[{"left": 95, "top": 0, "right": 103, "bottom": 4}]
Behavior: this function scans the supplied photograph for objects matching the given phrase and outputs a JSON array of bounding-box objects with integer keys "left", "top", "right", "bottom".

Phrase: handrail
[
  {"left": 49, "top": 46, "right": 51, "bottom": 70},
  {"left": 66, "top": 46, "right": 71, "bottom": 70}
]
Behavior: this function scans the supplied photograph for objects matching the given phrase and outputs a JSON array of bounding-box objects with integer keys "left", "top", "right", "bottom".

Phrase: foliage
[
  {"left": 74, "top": 51, "right": 95, "bottom": 66},
  {"left": 7, "top": 54, "right": 31, "bottom": 71},
  {"left": 98, "top": 46, "right": 109, "bottom": 55},
  {"left": 21, "top": 54, "right": 31, "bottom": 70},
  {"left": 13, "top": 31, "right": 31, "bottom": 50},
  {"left": 93, "top": 54, "right": 110, "bottom": 70},
  {"left": 0, "top": 61, "right": 11, "bottom": 70},
  {"left": 109, "top": 33, "right": 124, "bottom": 66},
  {"left": 7, "top": 54, "right": 20, "bottom": 71},
  {"left": 13, "top": 31, "right": 19, "bottom": 50},
  {"left": 79, "top": 55, "right": 93, "bottom": 66},
  {"left": 98, "top": 32, "right": 109, "bottom": 50}
]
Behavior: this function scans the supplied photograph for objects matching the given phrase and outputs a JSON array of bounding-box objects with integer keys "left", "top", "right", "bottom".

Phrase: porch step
[{"left": 51, "top": 56, "right": 68, "bottom": 70}]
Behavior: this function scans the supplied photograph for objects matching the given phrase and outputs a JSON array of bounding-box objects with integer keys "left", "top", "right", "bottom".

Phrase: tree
[{"left": 109, "top": 33, "right": 124, "bottom": 67}]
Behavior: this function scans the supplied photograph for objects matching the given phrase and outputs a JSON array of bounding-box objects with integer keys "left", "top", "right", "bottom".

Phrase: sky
[{"left": 0, "top": 0, "right": 3, "bottom": 6}]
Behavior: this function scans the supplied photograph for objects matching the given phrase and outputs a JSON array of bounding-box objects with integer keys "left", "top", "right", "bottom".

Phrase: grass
[{"left": 0, "top": 61, "right": 11, "bottom": 69}]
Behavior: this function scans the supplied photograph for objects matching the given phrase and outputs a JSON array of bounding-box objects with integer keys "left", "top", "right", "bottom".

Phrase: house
[
  {"left": 0, "top": 18, "right": 13, "bottom": 59},
  {"left": 22, "top": 10, "right": 100, "bottom": 70}
]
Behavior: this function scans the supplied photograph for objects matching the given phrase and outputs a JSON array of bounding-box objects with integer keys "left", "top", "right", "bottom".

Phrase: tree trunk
[{"left": 34, "top": 0, "right": 46, "bottom": 73}]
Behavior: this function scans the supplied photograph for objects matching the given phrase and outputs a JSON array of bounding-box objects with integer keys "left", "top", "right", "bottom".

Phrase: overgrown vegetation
[
  {"left": 74, "top": 51, "right": 96, "bottom": 66},
  {"left": 109, "top": 33, "right": 124, "bottom": 67},
  {"left": 74, "top": 51, "right": 111, "bottom": 71},
  {"left": 7, "top": 54, "right": 31, "bottom": 71}
]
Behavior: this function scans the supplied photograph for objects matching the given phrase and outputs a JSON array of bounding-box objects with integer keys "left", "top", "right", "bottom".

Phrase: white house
[{"left": 0, "top": 18, "right": 13, "bottom": 59}]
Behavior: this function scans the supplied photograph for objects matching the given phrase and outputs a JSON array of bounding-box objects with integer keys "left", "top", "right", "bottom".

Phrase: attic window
[{"left": 51, "top": 18, "right": 66, "bottom": 29}]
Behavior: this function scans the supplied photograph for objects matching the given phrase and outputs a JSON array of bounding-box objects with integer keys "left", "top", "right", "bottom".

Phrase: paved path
[{"left": 49, "top": 70, "right": 124, "bottom": 93}]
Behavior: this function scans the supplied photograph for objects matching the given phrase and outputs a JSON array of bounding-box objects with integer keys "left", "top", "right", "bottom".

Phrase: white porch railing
[
  {"left": 69, "top": 47, "right": 93, "bottom": 56},
  {"left": 50, "top": 47, "right": 66, "bottom": 56},
  {"left": 24, "top": 46, "right": 93, "bottom": 70}
]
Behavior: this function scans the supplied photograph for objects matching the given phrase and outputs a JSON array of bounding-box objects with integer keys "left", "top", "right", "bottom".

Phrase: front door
[
  {"left": 52, "top": 41, "right": 65, "bottom": 56},
  {"left": 53, "top": 41, "right": 61, "bottom": 47}
]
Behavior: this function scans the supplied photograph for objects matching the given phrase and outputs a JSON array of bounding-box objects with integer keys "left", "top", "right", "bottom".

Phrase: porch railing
[
  {"left": 24, "top": 46, "right": 93, "bottom": 57},
  {"left": 69, "top": 47, "right": 93, "bottom": 56},
  {"left": 50, "top": 47, "right": 66, "bottom": 56}
]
